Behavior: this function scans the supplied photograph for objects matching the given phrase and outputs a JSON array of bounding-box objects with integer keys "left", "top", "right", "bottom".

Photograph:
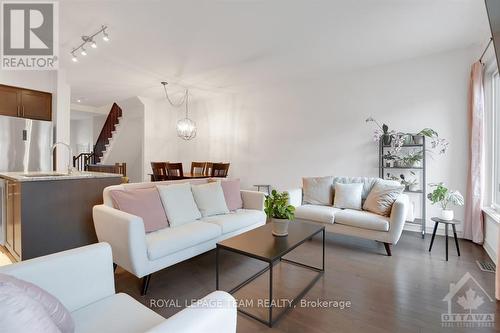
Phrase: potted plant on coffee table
[
  {"left": 264, "top": 190, "right": 295, "bottom": 236},
  {"left": 427, "top": 183, "right": 464, "bottom": 221}
]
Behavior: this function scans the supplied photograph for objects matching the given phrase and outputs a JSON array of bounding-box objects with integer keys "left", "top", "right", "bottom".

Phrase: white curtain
[{"left": 463, "top": 61, "right": 484, "bottom": 244}]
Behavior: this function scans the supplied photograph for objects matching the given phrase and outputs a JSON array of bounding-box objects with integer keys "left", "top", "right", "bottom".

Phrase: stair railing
[
  {"left": 73, "top": 152, "right": 97, "bottom": 171},
  {"left": 93, "top": 103, "right": 122, "bottom": 162}
]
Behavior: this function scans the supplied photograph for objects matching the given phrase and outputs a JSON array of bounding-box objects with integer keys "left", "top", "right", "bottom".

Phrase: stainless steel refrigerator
[
  {"left": 0, "top": 115, "right": 52, "bottom": 173},
  {"left": 0, "top": 116, "right": 52, "bottom": 246}
]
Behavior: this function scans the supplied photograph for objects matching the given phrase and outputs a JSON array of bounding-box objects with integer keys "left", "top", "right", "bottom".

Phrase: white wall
[
  {"left": 171, "top": 46, "right": 480, "bottom": 235},
  {"left": 142, "top": 97, "right": 181, "bottom": 181},
  {"left": 70, "top": 119, "right": 93, "bottom": 154}
]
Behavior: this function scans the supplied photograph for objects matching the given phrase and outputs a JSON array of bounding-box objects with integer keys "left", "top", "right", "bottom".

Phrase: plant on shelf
[
  {"left": 264, "top": 190, "right": 295, "bottom": 237},
  {"left": 388, "top": 172, "right": 419, "bottom": 191},
  {"left": 417, "top": 128, "right": 449, "bottom": 154},
  {"left": 398, "top": 150, "right": 424, "bottom": 168},
  {"left": 365, "top": 117, "right": 405, "bottom": 154},
  {"left": 427, "top": 183, "right": 464, "bottom": 221}
]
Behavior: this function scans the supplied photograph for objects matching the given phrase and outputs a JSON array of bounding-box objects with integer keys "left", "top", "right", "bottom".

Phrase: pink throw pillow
[
  {"left": 0, "top": 273, "right": 74, "bottom": 333},
  {"left": 220, "top": 179, "right": 243, "bottom": 211},
  {"left": 110, "top": 188, "right": 169, "bottom": 232}
]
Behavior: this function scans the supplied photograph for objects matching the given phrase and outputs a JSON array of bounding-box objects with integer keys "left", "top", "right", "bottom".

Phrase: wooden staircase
[{"left": 94, "top": 103, "right": 122, "bottom": 162}]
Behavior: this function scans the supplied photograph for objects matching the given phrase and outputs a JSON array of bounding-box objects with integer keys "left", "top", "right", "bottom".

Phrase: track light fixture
[{"left": 70, "top": 25, "right": 109, "bottom": 63}]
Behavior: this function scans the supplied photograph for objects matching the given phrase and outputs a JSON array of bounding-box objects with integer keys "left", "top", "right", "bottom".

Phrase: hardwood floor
[{"left": 115, "top": 231, "right": 500, "bottom": 332}]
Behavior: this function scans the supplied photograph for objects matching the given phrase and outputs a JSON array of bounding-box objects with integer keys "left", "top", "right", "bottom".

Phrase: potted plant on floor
[
  {"left": 427, "top": 183, "right": 464, "bottom": 220},
  {"left": 264, "top": 190, "right": 295, "bottom": 237}
]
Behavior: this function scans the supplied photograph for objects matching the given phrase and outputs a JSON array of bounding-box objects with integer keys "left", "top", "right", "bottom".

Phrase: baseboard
[{"left": 483, "top": 241, "right": 498, "bottom": 263}]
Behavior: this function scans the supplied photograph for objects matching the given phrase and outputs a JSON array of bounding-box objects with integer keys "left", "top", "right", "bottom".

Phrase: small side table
[
  {"left": 428, "top": 217, "right": 460, "bottom": 261},
  {"left": 253, "top": 184, "right": 271, "bottom": 195}
]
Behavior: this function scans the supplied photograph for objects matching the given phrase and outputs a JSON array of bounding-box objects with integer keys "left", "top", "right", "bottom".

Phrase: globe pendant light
[
  {"left": 177, "top": 92, "right": 196, "bottom": 140},
  {"left": 161, "top": 82, "right": 197, "bottom": 140}
]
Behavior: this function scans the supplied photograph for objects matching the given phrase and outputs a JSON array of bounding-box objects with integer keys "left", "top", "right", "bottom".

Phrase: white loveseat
[
  {"left": 0, "top": 243, "right": 237, "bottom": 333},
  {"left": 287, "top": 176, "right": 408, "bottom": 255},
  {"left": 93, "top": 179, "right": 266, "bottom": 294}
]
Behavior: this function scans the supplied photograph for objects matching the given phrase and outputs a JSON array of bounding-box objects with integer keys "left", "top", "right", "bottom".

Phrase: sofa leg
[
  {"left": 383, "top": 242, "right": 392, "bottom": 256},
  {"left": 141, "top": 274, "right": 151, "bottom": 296}
]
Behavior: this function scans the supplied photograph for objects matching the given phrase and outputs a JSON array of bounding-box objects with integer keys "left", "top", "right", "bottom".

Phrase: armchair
[{"left": 0, "top": 243, "right": 237, "bottom": 333}]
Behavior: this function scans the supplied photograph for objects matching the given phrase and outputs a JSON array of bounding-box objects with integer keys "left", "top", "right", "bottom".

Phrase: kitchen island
[{"left": 0, "top": 171, "right": 122, "bottom": 261}]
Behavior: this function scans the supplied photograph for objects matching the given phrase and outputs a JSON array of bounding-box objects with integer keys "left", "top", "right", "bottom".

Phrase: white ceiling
[{"left": 59, "top": 0, "right": 491, "bottom": 106}]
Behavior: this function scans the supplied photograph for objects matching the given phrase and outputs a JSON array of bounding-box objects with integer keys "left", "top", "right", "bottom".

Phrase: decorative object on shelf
[
  {"left": 264, "top": 190, "right": 295, "bottom": 236},
  {"left": 427, "top": 183, "right": 464, "bottom": 221},
  {"left": 402, "top": 133, "right": 413, "bottom": 145},
  {"left": 161, "top": 82, "right": 197, "bottom": 140},
  {"left": 70, "top": 25, "right": 110, "bottom": 62},
  {"left": 417, "top": 128, "right": 449, "bottom": 154}
]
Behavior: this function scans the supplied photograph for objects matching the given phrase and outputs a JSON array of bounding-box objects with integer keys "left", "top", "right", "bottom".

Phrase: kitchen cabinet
[
  {"left": 1, "top": 174, "right": 122, "bottom": 261},
  {"left": 0, "top": 84, "right": 52, "bottom": 121},
  {"left": 0, "top": 85, "right": 20, "bottom": 118},
  {"left": 5, "top": 181, "right": 21, "bottom": 261}
]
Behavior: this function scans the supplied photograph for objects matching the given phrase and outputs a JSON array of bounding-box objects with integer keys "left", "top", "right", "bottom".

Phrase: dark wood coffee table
[{"left": 216, "top": 222, "right": 325, "bottom": 327}]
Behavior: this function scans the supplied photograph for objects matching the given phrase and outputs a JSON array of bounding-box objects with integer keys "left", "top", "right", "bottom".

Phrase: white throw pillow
[
  {"left": 302, "top": 176, "right": 334, "bottom": 205},
  {"left": 333, "top": 183, "right": 363, "bottom": 210},
  {"left": 191, "top": 181, "right": 230, "bottom": 217},
  {"left": 157, "top": 183, "right": 201, "bottom": 227}
]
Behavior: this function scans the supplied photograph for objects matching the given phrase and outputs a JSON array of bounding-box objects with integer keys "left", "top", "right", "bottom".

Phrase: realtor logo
[
  {"left": 441, "top": 272, "right": 495, "bottom": 328},
  {"left": 1, "top": 1, "right": 58, "bottom": 69}
]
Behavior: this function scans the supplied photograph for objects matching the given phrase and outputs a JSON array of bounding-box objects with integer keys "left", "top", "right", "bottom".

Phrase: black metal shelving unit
[{"left": 379, "top": 135, "right": 426, "bottom": 238}]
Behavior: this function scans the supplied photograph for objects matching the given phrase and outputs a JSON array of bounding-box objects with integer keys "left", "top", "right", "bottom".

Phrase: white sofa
[
  {"left": 287, "top": 176, "right": 408, "bottom": 255},
  {"left": 0, "top": 243, "right": 237, "bottom": 333},
  {"left": 93, "top": 179, "right": 266, "bottom": 294}
]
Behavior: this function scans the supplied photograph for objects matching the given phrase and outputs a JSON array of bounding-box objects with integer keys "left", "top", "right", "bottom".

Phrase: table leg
[
  {"left": 452, "top": 224, "right": 460, "bottom": 256},
  {"left": 445, "top": 224, "right": 448, "bottom": 261},
  {"left": 322, "top": 229, "right": 325, "bottom": 272},
  {"left": 429, "top": 222, "right": 438, "bottom": 252},
  {"left": 216, "top": 247, "right": 219, "bottom": 290},
  {"left": 268, "top": 262, "right": 273, "bottom": 327}
]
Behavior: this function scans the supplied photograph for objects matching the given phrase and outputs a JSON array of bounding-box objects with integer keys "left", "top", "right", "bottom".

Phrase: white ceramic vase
[
  {"left": 440, "top": 209, "right": 454, "bottom": 221},
  {"left": 271, "top": 218, "right": 290, "bottom": 236}
]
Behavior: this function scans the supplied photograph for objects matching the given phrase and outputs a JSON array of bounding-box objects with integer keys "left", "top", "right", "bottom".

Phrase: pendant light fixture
[{"left": 161, "top": 82, "right": 197, "bottom": 140}]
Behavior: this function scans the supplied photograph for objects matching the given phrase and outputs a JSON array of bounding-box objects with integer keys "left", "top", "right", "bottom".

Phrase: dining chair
[
  {"left": 151, "top": 162, "right": 168, "bottom": 181},
  {"left": 166, "top": 162, "right": 184, "bottom": 180},
  {"left": 211, "top": 163, "right": 230, "bottom": 177},
  {"left": 204, "top": 162, "right": 213, "bottom": 176},
  {"left": 191, "top": 162, "right": 206, "bottom": 175}
]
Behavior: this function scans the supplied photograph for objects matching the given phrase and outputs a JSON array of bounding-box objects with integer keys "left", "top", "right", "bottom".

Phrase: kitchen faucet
[{"left": 51, "top": 142, "right": 75, "bottom": 175}]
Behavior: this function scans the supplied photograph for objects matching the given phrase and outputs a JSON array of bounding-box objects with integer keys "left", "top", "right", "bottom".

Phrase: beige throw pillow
[
  {"left": 303, "top": 176, "right": 334, "bottom": 205},
  {"left": 363, "top": 180, "right": 404, "bottom": 216},
  {"left": 333, "top": 183, "right": 363, "bottom": 210}
]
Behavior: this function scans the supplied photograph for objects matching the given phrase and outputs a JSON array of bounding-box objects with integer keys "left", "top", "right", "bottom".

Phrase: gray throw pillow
[
  {"left": 302, "top": 176, "right": 334, "bottom": 205},
  {"left": 363, "top": 179, "right": 404, "bottom": 216}
]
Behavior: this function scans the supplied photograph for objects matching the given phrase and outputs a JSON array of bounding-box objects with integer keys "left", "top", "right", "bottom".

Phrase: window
[{"left": 492, "top": 72, "right": 500, "bottom": 211}]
